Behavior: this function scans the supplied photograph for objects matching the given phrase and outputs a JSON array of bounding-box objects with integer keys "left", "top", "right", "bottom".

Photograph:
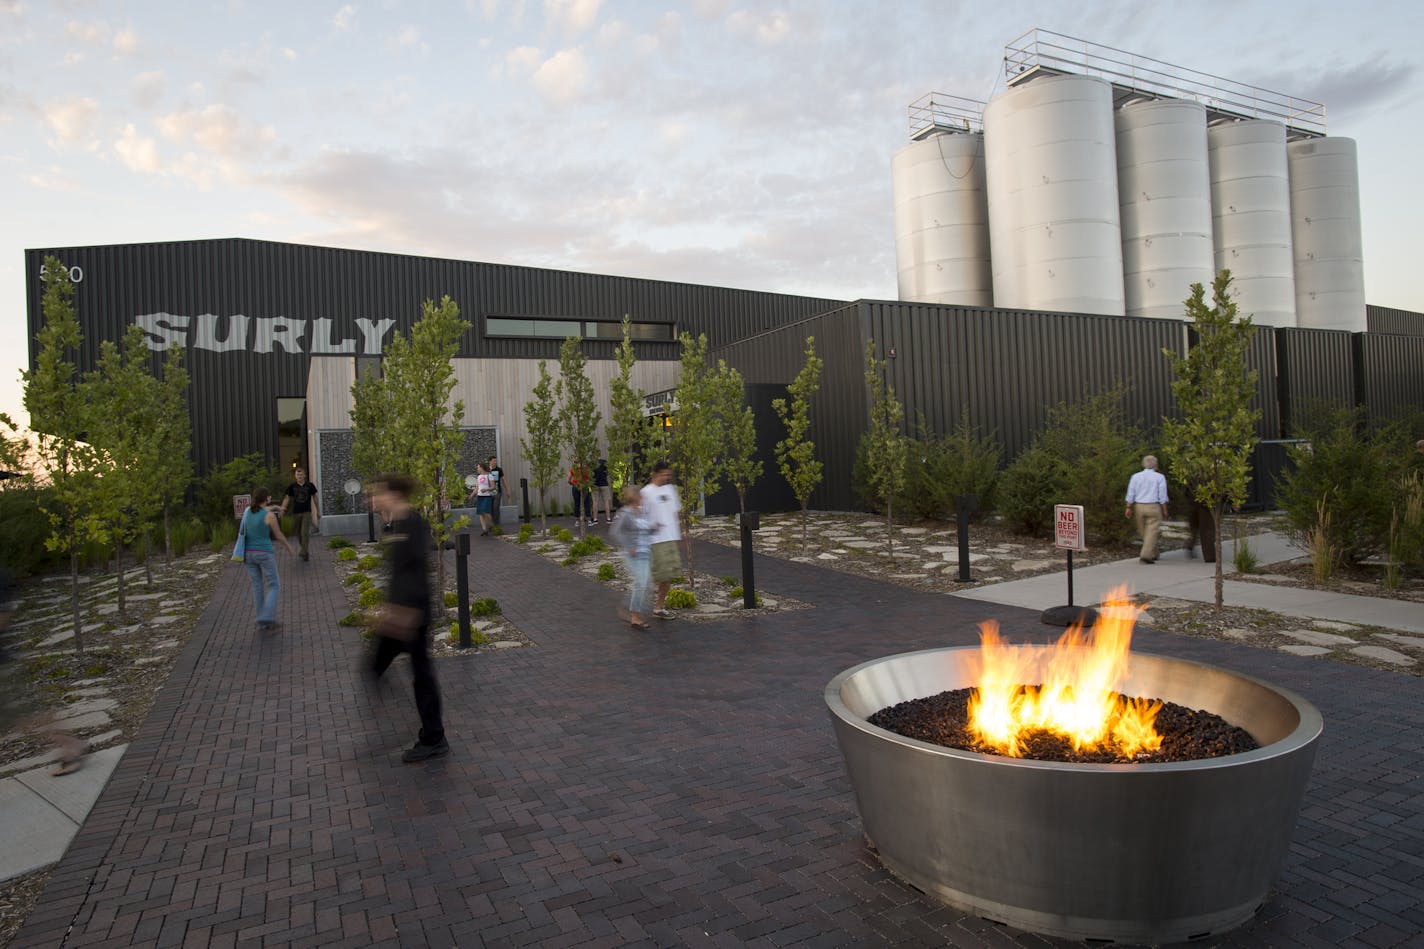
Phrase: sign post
[{"left": 1041, "top": 504, "right": 1098, "bottom": 627}]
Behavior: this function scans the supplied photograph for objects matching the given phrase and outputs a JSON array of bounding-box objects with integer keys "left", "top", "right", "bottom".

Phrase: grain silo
[
  {"left": 1207, "top": 120, "right": 1297, "bottom": 327},
  {"left": 1288, "top": 137, "right": 1366, "bottom": 332},
  {"left": 984, "top": 74, "right": 1126, "bottom": 316},
  {"left": 1115, "top": 99, "right": 1215, "bottom": 320},
  {"left": 891, "top": 131, "right": 993, "bottom": 306}
]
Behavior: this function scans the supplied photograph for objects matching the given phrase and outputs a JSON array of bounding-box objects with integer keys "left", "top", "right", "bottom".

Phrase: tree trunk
[
  {"left": 1212, "top": 506, "right": 1224, "bottom": 610},
  {"left": 163, "top": 505, "right": 173, "bottom": 565},
  {"left": 70, "top": 550, "right": 83, "bottom": 654},
  {"left": 737, "top": 488, "right": 746, "bottom": 515},
  {"left": 142, "top": 532, "right": 154, "bottom": 587},
  {"left": 801, "top": 502, "right": 809, "bottom": 553},
  {"left": 885, "top": 498, "right": 895, "bottom": 563},
  {"left": 538, "top": 488, "right": 547, "bottom": 535},
  {"left": 116, "top": 541, "right": 126, "bottom": 619},
  {"left": 682, "top": 512, "right": 696, "bottom": 595}
]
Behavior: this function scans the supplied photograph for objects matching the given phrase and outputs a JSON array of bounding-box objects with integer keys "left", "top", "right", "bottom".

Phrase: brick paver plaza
[{"left": 13, "top": 534, "right": 1424, "bottom": 947}]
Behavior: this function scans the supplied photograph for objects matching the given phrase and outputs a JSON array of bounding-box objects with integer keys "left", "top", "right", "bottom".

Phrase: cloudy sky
[{"left": 3, "top": 0, "right": 1421, "bottom": 424}]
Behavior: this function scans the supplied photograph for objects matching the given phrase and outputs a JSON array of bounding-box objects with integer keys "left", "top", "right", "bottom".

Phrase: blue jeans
[
  {"left": 244, "top": 549, "right": 280, "bottom": 624},
  {"left": 624, "top": 550, "right": 651, "bottom": 615}
]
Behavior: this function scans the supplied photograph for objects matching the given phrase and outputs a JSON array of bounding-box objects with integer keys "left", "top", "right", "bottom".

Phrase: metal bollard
[
  {"left": 956, "top": 494, "right": 977, "bottom": 582},
  {"left": 520, "top": 478, "right": 531, "bottom": 524},
  {"left": 740, "top": 511, "right": 760, "bottom": 608},
  {"left": 456, "top": 531, "right": 472, "bottom": 648}
]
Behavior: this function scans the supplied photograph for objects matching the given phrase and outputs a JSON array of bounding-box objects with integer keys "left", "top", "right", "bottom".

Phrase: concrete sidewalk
[
  {"left": 955, "top": 531, "right": 1424, "bottom": 634},
  {"left": 0, "top": 744, "right": 127, "bottom": 882}
]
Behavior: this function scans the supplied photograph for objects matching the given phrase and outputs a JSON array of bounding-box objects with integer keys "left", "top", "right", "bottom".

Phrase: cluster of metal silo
[{"left": 893, "top": 75, "right": 1367, "bottom": 330}]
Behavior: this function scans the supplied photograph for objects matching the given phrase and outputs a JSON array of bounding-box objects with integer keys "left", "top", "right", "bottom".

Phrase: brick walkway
[{"left": 13, "top": 528, "right": 1424, "bottom": 947}]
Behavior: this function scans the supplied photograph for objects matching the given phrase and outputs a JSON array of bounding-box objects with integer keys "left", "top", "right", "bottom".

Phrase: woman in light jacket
[{"left": 609, "top": 484, "right": 653, "bottom": 629}]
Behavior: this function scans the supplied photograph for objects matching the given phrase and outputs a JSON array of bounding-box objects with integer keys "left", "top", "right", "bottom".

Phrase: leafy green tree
[
  {"left": 198, "top": 453, "right": 282, "bottom": 525},
  {"left": 22, "top": 256, "right": 112, "bottom": 650},
  {"left": 605, "top": 316, "right": 647, "bottom": 493},
  {"left": 863, "top": 340, "right": 909, "bottom": 561},
  {"left": 717, "top": 363, "right": 760, "bottom": 514},
  {"left": 773, "top": 336, "right": 823, "bottom": 553},
  {"left": 520, "top": 359, "right": 562, "bottom": 535},
  {"left": 154, "top": 345, "right": 193, "bottom": 564},
  {"left": 373, "top": 296, "right": 471, "bottom": 592},
  {"left": 558, "top": 336, "right": 602, "bottom": 541},
  {"left": 350, "top": 363, "right": 395, "bottom": 483},
  {"left": 1161, "top": 271, "right": 1261, "bottom": 608},
  {"left": 666, "top": 333, "right": 729, "bottom": 592}
]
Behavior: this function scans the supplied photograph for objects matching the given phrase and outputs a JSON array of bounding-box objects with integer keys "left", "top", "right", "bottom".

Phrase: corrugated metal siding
[
  {"left": 1357, "top": 333, "right": 1424, "bottom": 424},
  {"left": 716, "top": 305, "right": 866, "bottom": 510},
  {"left": 25, "top": 239, "right": 843, "bottom": 470},
  {"left": 1246, "top": 330, "right": 1281, "bottom": 439},
  {"left": 1366, "top": 305, "right": 1424, "bottom": 337},
  {"left": 1274, "top": 327, "right": 1356, "bottom": 434}
]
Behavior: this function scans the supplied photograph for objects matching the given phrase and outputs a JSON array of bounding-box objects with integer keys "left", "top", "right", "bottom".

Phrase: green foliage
[
  {"left": 1278, "top": 407, "right": 1408, "bottom": 566},
  {"left": 1035, "top": 389, "right": 1147, "bottom": 546},
  {"left": 729, "top": 586, "right": 764, "bottom": 607},
  {"left": 448, "top": 624, "right": 489, "bottom": 645},
  {"left": 664, "top": 588, "right": 697, "bottom": 609},
  {"left": 1232, "top": 533, "right": 1260, "bottom": 574},
  {"left": 338, "top": 612, "right": 365, "bottom": 627},
  {"left": 168, "top": 515, "right": 207, "bottom": 559},
  {"left": 208, "top": 517, "right": 238, "bottom": 550},
  {"left": 863, "top": 340, "right": 908, "bottom": 560},
  {"left": 597, "top": 562, "right": 616, "bottom": 581},
  {"left": 773, "top": 336, "right": 823, "bottom": 552},
  {"left": 0, "top": 488, "right": 62, "bottom": 576},
  {"left": 1385, "top": 470, "right": 1424, "bottom": 587},
  {"left": 857, "top": 413, "right": 1001, "bottom": 521},
  {"left": 199, "top": 453, "right": 281, "bottom": 526},
  {"left": 559, "top": 335, "right": 603, "bottom": 543},
  {"left": 555, "top": 527, "right": 574, "bottom": 543},
  {"left": 1161, "top": 271, "right": 1260, "bottom": 605},
  {"left": 521, "top": 359, "right": 562, "bottom": 536},
  {"left": 721, "top": 575, "right": 739, "bottom": 587},
  {"left": 358, "top": 585, "right": 385, "bottom": 609},
  {"left": 517, "top": 523, "right": 534, "bottom": 543},
  {"left": 606, "top": 316, "right": 647, "bottom": 492},
  {"left": 568, "top": 535, "right": 607, "bottom": 559},
  {"left": 328, "top": 536, "right": 354, "bottom": 549},
  {"left": 338, "top": 547, "right": 359, "bottom": 562},
  {"left": 560, "top": 555, "right": 576, "bottom": 566},
  {"left": 471, "top": 596, "right": 500, "bottom": 617},
  {"left": 491, "top": 525, "right": 504, "bottom": 536},
  {"left": 444, "top": 591, "right": 458, "bottom": 608},
  {"left": 998, "top": 445, "right": 1072, "bottom": 537},
  {"left": 357, "top": 554, "right": 380, "bottom": 571},
  {"left": 344, "top": 571, "right": 368, "bottom": 587}
]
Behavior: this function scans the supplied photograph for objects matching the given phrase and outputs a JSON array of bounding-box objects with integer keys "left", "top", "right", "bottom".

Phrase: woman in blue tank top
[{"left": 241, "top": 487, "right": 294, "bottom": 631}]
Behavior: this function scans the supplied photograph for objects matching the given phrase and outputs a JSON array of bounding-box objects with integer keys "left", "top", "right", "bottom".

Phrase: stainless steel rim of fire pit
[{"left": 825, "top": 646, "right": 1323, "bottom": 944}]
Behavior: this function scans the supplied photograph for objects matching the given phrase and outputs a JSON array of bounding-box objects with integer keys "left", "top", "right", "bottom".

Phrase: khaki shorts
[{"left": 650, "top": 541, "right": 683, "bottom": 583}]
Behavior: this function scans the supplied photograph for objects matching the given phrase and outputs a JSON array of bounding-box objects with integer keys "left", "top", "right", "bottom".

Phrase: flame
[{"left": 967, "top": 586, "right": 1163, "bottom": 758}]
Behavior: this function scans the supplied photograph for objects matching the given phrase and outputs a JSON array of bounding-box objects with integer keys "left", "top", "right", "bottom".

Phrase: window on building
[
  {"left": 276, "top": 397, "right": 307, "bottom": 477},
  {"left": 485, "top": 316, "right": 675, "bottom": 341}
]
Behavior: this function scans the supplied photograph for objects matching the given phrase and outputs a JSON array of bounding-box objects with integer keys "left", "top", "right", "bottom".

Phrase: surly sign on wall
[{"left": 133, "top": 313, "right": 398, "bottom": 354}]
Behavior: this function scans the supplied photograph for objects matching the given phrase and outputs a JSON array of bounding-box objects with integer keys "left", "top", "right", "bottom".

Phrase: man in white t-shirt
[
  {"left": 1124, "top": 455, "right": 1169, "bottom": 563},
  {"left": 641, "top": 461, "right": 683, "bottom": 618}
]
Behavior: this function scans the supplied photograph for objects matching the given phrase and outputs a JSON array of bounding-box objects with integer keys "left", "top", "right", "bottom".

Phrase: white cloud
[
  {"left": 531, "top": 47, "right": 589, "bottom": 104},
  {"left": 42, "top": 96, "right": 101, "bottom": 149},
  {"left": 64, "top": 19, "right": 108, "bottom": 44},
  {"left": 156, "top": 104, "right": 277, "bottom": 158},
  {"left": 281, "top": 47, "right": 297, "bottom": 61},
  {"left": 728, "top": 9, "right": 791, "bottom": 45},
  {"left": 63, "top": 51, "right": 85, "bottom": 65},
  {"left": 1, "top": 1, "right": 27, "bottom": 19},
  {"left": 27, "top": 167, "right": 79, "bottom": 192},
  {"left": 691, "top": 0, "right": 728, "bottom": 19},
  {"left": 114, "top": 123, "right": 162, "bottom": 172},
  {"left": 503, "top": 44, "right": 542, "bottom": 75},
  {"left": 389, "top": 24, "right": 428, "bottom": 53},
  {"left": 545, "top": 0, "right": 600, "bottom": 35},
  {"left": 131, "top": 70, "right": 166, "bottom": 109},
  {"left": 113, "top": 26, "right": 139, "bottom": 55},
  {"left": 332, "top": 4, "right": 356, "bottom": 30}
]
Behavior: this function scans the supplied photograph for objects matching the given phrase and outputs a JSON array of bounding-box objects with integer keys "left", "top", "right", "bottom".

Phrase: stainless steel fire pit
[{"left": 825, "top": 646, "right": 1322, "bottom": 943}]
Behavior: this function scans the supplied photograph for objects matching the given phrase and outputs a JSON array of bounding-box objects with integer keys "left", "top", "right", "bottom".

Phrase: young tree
[
  {"left": 773, "top": 336, "right": 823, "bottom": 553},
  {"left": 666, "top": 333, "right": 728, "bottom": 592},
  {"left": 863, "top": 339, "right": 908, "bottom": 561},
  {"left": 717, "top": 362, "right": 760, "bottom": 514},
  {"left": 605, "top": 316, "right": 647, "bottom": 493},
  {"left": 154, "top": 345, "right": 193, "bottom": 564},
  {"left": 520, "top": 359, "right": 562, "bottom": 535},
  {"left": 558, "top": 336, "right": 602, "bottom": 541},
  {"left": 22, "top": 256, "right": 112, "bottom": 650},
  {"left": 1161, "top": 270, "right": 1260, "bottom": 609},
  {"left": 352, "top": 296, "right": 470, "bottom": 591}
]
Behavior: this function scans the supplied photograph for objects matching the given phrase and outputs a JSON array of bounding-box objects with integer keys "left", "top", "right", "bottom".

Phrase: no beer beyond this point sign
[{"left": 1055, "top": 504, "right": 1086, "bottom": 551}]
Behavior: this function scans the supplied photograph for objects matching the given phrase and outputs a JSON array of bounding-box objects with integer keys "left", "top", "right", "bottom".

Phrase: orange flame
[{"left": 967, "top": 586, "right": 1163, "bottom": 758}]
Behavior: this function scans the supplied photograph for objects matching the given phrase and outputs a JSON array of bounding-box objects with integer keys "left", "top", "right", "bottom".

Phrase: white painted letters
[
  {"left": 253, "top": 317, "right": 307, "bottom": 354},
  {"left": 355, "top": 318, "right": 396, "bottom": 355},
  {"left": 192, "top": 313, "right": 250, "bottom": 352},
  {"left": 310, "top": 318, "right": 357, "bottom": 354},
  {"left": 135, "top": 313, "right": 190, "bottom": 351}
]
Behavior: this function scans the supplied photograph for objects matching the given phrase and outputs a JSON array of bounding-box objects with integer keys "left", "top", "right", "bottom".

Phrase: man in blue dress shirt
[{"left": 1124, "top": 455, "right": 1169, "bottom": 564}]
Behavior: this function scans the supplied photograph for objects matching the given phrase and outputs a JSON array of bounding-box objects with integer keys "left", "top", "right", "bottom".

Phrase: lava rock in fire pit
[{"left": 868, "top": 688, "right": 1259, "bottom": 764}]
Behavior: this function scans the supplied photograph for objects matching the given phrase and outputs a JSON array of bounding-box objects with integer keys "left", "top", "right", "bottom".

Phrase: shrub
[
  {"left": 517, "top": 524, "right": 534, "bottom": 544},
  {"left": 357, "top": 554, "right": 380, "bottom": 571},
  {"left": 0, "top": 486, "right": 65, "bottom": 576},
  {"left": 998, "top": 445, "right": 1071, "bottom": 537},
  {"left": 198, "top": 452, "right": 282, "bottom": 526},
  {"left": 471, "top": 597, "right": 501, "bottom": 617},
  {"left": 665, "top": 588, "right": 697, "bottom": 609},
  {"left": 560, "top": 555, "right": 576, "bottom": 566},
  {"left": 555, "top": 527, "right": 574, "bottom": 543},
  {"left": 328, "top": 537, "right": 353, "bottom": 550},
  {"left": 1035, "top": 390, "right": 1145, "bottom": 546},
  {"left": 337, "top": 547, "right": 358, "bottom": 562},
  {"left": 729, "top": 586, "right": 764, "bottom": 607},
  {"left": 209, "top": 517, "right": 239, "bottom": 551},
  {"left": 491, "top": 526, "right": 504, "bottom": 536},
  {"left": 597, "top": 563, "right": 615, "bottom": 581},
  {"left": 358, "top": 585, "right": 384, "bottom": 608},
  {"left": 344, "top": 572, "right": 368, "bottom": 587},
  {"left": 568, "top": 536, "right": 607, "bottom": 559},
  {"left": 721, "top": 575, "right": 739, "bottom": 587},
  {"left": 444, "top": 591, "right": 458, "bottom": 608},
  {"left": 1232, "top": 534, "right": 1259, "bottom": 574},
  {"left": 338, "top": 612, "right": 365, "bottom": 627},
  {"left": 854, "top": 412, "right": 1002, "bottom": 521},
  {"left": 1385, "top": 470, "right": 1424, "bottom": 589},
  {"left": 448, "top": 624, "right": 489, "bottom": 645},
  {"left": 168, "top": 515, "right": 207, "bottom": 560},
  {"left": 1278, "top": 408, "right": 1409, "bottom": 566}
]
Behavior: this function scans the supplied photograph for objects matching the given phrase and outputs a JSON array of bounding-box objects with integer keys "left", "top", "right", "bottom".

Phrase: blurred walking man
[
  {"left": 641, "top": 462, "right": 683, "bottom": 618},
  {"left": 1125, "top": 455, "right": 1169, "bottom": 564}
]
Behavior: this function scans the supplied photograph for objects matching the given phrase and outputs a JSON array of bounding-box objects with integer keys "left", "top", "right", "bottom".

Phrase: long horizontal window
[{"left": 485, "top": 316, "right": 675, "bottom": 341}]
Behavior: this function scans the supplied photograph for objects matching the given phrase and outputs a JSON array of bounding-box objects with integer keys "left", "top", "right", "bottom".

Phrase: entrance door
[{"left": 277, "top": 397, "right": 307, "bottom": 478}]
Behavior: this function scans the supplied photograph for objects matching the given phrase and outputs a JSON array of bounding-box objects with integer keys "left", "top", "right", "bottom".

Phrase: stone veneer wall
[{"left": 317, "top": 427, "right": 498, "bottom": 515}]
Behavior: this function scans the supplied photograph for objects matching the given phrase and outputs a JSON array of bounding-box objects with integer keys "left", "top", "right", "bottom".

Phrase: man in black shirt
[
  {"left": 368, "top": 474, "right": 448, "bottom": 763},
  {"left": 280, "top": 468, "right": 320, "bottom": 561},
  {"left": 487, "top": 455, "right": 504, "bottom": 525}
]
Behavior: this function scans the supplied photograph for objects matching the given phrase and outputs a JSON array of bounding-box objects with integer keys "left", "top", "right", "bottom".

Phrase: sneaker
[
  {"left": 401, "top": 737, "right": 450, "bottom": 763},
  {"left": 654, "top": 608, "right": 675, "bottom": 619}
]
